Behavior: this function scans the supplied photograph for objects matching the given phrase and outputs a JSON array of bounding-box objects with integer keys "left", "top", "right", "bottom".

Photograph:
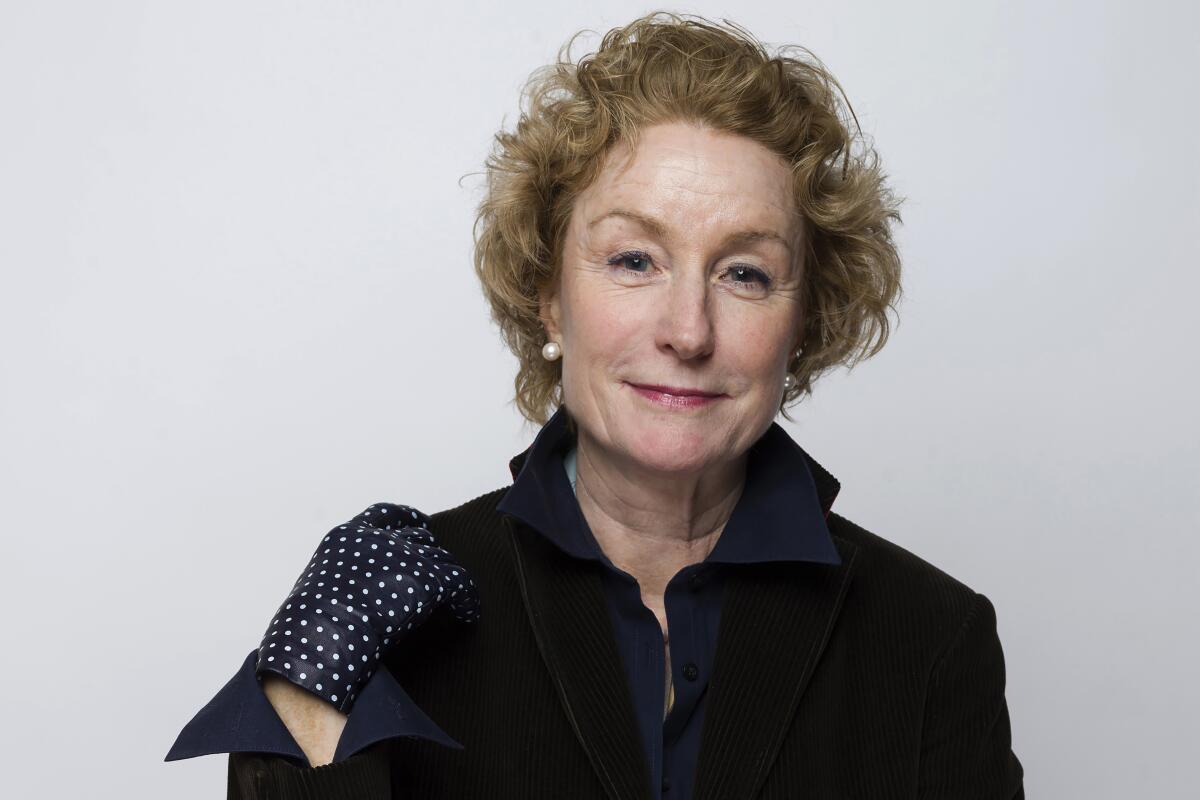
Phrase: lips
[{"left": 626, "top": 382, "right": 724, "bottom": 398}]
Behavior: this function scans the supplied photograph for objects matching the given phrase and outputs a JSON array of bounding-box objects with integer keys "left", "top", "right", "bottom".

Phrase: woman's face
[{"left": 541, "top": 121, "right": 806, "bottom": 476}]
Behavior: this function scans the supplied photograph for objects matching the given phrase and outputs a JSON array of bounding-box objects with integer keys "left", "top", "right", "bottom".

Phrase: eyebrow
[{"left": 587, "top": 208, "right": 794, "bottom": 254}]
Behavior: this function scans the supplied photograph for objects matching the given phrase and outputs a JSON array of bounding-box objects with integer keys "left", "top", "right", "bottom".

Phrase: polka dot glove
[{"left": 254, "top": 502, "right": 480, "bottom": 714}]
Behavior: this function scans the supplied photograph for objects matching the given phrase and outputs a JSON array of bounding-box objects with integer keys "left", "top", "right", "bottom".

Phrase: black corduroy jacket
[{"left": 228, "top": 466, "right": 1025, "bottom": 799}]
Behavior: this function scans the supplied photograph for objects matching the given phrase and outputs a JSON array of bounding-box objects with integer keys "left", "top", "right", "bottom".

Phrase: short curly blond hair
[{"left": 472, "top": 11, "right": 904, "bottom": 426}]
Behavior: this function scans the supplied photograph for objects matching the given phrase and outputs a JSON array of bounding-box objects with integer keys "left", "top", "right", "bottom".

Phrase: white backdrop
[{"left": 2, "top": 1, "right": 1196, "bottom": 797}]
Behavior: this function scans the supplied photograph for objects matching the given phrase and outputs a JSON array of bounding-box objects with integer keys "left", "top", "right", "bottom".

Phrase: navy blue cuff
[
  {"left": 165, "top": 648, "right": 462, "bottom": 765},
  {"left": 333, "top": 647, "right": 463, "bottom": 761}
]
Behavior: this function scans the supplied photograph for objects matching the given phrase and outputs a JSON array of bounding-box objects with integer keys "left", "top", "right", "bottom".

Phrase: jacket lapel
[
  {"left": 498, "top": 415, "right": 859, "bottom": 799},
  {"left": 693, "top": 535, "right": 860, "bottom": 800},
  {"left": 505, "top": 513, "right": 653, "bottom": 800}
]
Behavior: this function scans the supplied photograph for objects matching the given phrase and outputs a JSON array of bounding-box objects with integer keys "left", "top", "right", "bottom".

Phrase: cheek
[
  {"left": 728, "top": 342, "right": 782, "bottom": 383},
  {"left": 720, "top": 310, "right": 794, "bottom": 374},
  {"left": 566, "top": 285, "right": 646, "bottom": 358}
]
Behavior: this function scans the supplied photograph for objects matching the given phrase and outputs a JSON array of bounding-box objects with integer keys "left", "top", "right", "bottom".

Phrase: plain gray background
[{"left": 2, "top": 1, "right": 1196, "bottom": 797}]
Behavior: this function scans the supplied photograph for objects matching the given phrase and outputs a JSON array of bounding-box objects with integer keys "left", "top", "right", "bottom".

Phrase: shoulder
[
  {"left": 423, "top": 486, "right": 514, "bottom": 560},
  {"left": 826, "top": 511, "right": 988, "bottom": 650},
  {"left": 428, "top": 486, "right": 510, "bottom": 531},
  {"left": 828, "top": 511, "right": 977, "bottom": 595}
]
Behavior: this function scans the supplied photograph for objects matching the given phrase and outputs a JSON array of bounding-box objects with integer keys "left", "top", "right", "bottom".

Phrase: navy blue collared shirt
[
  {"left": 496, "top": 405, "right": 841, "bottom": 798},
  {"left": 166, "top": 405, "right": 842, "bottom": 800}
]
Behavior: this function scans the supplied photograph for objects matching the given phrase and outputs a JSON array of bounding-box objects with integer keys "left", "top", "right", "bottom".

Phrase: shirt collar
[{"left": 495, "top": 405, "right": 842, "bottom": 567}]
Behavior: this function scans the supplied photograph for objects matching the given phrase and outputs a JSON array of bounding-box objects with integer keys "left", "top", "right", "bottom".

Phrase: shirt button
[
  {"left": 662, "top": 778, "right": 672, "bottom": 792},
  {"left": 688, "top": 570, "right": 705, "bottom": 591},
  {"left": 682, "top": 662, "right": 699, "bottom": 681}
]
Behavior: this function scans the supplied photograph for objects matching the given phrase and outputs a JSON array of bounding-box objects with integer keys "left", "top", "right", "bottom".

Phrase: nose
[{"left": 656, "top": 269, "right": 715, "bottom": 361}]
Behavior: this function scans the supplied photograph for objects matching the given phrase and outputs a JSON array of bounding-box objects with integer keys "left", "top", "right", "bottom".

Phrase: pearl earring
[
  {"left": 783, "top": 373, "right": 797, "bottom": 391},
  {"left": 542, "top": 341, "right": 561, "bottom": 361}
]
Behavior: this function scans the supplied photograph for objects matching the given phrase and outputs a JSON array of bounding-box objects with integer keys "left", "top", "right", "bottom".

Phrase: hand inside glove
[{"left": 254, "top": 502, "right": 480, "bottom": 714}]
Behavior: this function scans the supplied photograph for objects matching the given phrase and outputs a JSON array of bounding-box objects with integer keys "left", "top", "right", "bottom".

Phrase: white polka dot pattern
[{"left": 254, "top": 502, "right": 480, "bottom": 714}]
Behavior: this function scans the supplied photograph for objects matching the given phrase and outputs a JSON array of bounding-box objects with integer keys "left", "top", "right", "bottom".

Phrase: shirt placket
[{"left": 660, "top": 565, "right": 708, "bottom": 795}]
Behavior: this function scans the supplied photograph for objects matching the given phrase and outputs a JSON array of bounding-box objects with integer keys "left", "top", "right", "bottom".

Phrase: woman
[{"left": 166, "top": 12, "right": 1024, "bottom": 799}]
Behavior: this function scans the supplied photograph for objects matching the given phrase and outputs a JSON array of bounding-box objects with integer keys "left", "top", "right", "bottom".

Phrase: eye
[
  {"left": 607, "top": 250, "right": 654, "bottom": 275},
  {"left": 607, "top": 250, "right": 772, "bottom": 291},
  {"left": 724, "top": 264, "right": 772, "bottom": 290}
]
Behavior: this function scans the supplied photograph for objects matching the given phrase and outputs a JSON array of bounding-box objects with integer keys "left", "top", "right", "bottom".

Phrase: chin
[{"left": 615, "top": 416, "right": 720, "bottom": 473}]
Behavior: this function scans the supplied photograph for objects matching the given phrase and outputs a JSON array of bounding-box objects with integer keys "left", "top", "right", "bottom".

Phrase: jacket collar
[
  {"left": 496, "top": 404, "right": 843, "bottom": 567},
  {"left": 498, "top": 404, "right": 860, "bottom": 800}
]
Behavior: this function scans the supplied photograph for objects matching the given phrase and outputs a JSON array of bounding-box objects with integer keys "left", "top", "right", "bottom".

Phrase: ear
[
  {"left": 789, "top": 310, "right": 807, "bottom": 355},
  {"left": 538, "top": 281, "right": 563, "bottom": 342}
]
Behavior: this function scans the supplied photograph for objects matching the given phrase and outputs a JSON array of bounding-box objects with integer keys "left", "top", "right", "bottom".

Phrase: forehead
[{"left": 575, "top": 123, "right": 799, "bottom": 235}]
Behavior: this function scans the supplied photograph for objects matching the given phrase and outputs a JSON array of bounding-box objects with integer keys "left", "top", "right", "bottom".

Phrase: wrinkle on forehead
[{"left": 581, "top": 127, "right": 802, "bottom": 240}]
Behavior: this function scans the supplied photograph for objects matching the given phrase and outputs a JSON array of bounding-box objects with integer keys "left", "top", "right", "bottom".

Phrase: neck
[{"left": 571, "top": 429, "right": 747, "bottom": 600}]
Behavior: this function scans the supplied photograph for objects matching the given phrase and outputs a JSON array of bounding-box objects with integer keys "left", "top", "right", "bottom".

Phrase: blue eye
[
  {"left": 607, "top": 250, "right": 772, "bottom": 290},
  {"left": 608, "top": 250, "right": 653, "bottom": 274},
  {"left": 726, "top": 264, "right": 772, "bottom": 289}
]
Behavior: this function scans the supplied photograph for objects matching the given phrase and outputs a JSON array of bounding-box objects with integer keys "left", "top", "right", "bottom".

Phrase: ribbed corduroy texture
[
  {"left": 228, "top": 748, "right": 391, "bottom": 799},
  {"left": 227, "top": 486, "right": 1024, "bottom": 799}
]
